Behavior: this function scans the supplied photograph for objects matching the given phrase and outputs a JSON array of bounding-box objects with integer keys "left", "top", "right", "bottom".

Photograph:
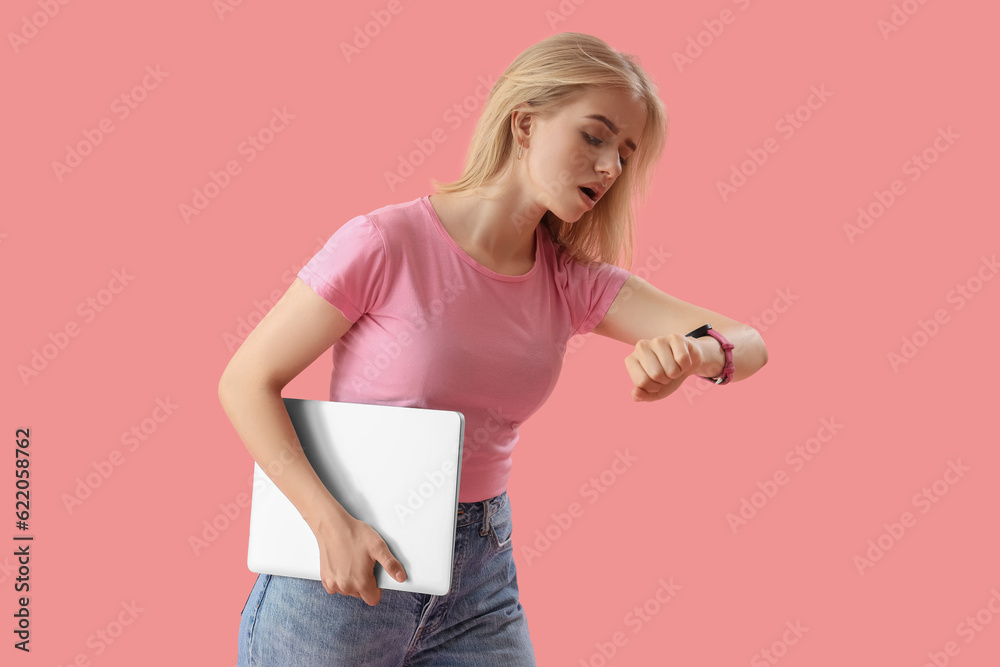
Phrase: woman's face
[{"left": 520, "top": 87, "right": 647, "bottom": 222}]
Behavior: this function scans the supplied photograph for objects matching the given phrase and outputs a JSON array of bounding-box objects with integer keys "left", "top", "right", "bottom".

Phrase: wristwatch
[{"left": 684, "top": 323, "right": 735, "bottom": 385}]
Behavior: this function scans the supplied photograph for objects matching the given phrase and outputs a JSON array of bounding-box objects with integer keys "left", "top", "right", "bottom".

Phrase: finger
[
  {"left": 624, "top": 342, "right": 678, "bottom": 394},
  {"left": 360, "top": 576, "right": 382, "bottom": 606},
  {"left": 373, "top": 538, "right": 405, "bottom": 582},
  {"left": 632, "top": 377, "right": 684, "bottom": 402},
  {"left": 647, "top": 337, "right": 696, "bottom": 380},
  {"left": 662, "top": 335, "right": 698, "bottom": 375},
  {"left": 379, "top": 551, "right": 406, "bottom": 582},
  {"left": 624, "top": 353, "right": 664, "bottom": 396},
  {"left": 632, "top": 385, "right": 658, "bottom": 402},
  {"left": 321, "top": 571, "right": 341, "bottom": 596}
]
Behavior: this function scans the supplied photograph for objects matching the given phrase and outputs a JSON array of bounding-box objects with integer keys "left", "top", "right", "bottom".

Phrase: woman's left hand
[{"left": 624, "top": 333, "right": 705, "bottom": 402}]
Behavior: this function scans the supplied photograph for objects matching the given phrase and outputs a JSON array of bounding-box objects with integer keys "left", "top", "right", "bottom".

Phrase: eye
[{"left": 583, "top": 132, "right": 628, "bottom": 166}]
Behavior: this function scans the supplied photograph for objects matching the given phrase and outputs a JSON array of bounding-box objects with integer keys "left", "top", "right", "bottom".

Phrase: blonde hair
[{"left": 431, "top": 32, "right": 668, "bottom": 269}]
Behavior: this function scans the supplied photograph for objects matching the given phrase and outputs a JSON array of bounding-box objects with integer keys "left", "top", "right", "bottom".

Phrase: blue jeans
[{"left": 237, "top": 490, "right": 537, "bottom": 666}]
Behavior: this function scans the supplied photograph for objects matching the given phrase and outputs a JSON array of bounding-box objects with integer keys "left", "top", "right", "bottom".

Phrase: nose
[
  {"left": 597, "top": 149, "right": 622, "bottom": 183},
  {"left": 598, "top": 157, "right": 621, "bottom": 186}
]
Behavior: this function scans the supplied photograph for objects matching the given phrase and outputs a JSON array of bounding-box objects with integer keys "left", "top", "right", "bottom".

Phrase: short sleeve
[
  {"left": 296, "top": 214, "right": 386, "bottom": 323},
  {"left": 570, "top": 260, "right": 632, "bottom": 337}
]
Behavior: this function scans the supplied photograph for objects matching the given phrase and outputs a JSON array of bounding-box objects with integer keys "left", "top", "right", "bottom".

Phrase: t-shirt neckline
[{"left": 421, "top": 194, "right": 541, "bottom": 282}]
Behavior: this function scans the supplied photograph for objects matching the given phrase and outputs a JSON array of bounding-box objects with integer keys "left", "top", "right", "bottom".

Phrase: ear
[{"left": 511, "top": 104, "right": 533, "bottom": 149}]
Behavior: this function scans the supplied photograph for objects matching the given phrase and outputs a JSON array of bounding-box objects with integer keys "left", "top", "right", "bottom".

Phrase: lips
[{"left": 578, "top": 182, "right": 606, "bottom": 203}]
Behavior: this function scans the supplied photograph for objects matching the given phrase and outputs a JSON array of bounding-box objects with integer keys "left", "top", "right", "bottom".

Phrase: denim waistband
[{"left": 455, "top": 490, "right": 508, "bottom": 532}]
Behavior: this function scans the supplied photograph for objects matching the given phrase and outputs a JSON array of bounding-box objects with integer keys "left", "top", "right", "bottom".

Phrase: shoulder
[
  {"left": 546, "top": 231, "right": 628, "bottom": 281},
  {"left": 359, "top": 195, "right": 431, "bottom": 243}
]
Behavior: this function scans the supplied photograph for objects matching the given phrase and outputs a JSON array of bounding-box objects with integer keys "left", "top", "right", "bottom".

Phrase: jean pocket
[{"left": 489, "top": 512, "right": 514, "bottom": 552}]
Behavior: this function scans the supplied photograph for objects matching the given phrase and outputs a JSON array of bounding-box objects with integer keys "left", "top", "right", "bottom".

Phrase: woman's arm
[
  {"left": 219, "top": 278, "right": 410, "bottom": 601},
  {"left": 592, "top": 274, "right": 768, "bottom": 383},
  {"left": 218, "top": 277, "right": 357, "bottom": 533},
  {"left": 218, "top": 381, "right": 353, "bottom": 530}
]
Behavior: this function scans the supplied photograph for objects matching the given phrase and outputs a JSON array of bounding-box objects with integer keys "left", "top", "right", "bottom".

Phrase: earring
[{"left": 517, "top": 143, "right": 523, "bottom": 160}]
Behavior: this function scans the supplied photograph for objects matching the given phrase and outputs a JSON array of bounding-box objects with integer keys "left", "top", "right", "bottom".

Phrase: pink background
[{"left": 4, "top": 0, "right": 999, "bottom": 665}]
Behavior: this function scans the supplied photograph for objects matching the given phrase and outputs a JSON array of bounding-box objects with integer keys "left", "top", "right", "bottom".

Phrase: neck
[{"left": 437, "top": 179, "right": 547, "bottom": 263}]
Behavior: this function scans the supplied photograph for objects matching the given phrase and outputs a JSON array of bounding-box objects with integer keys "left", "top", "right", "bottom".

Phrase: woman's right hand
[{"left": 310, "top": 512, "right": 408, "bottom": 606}]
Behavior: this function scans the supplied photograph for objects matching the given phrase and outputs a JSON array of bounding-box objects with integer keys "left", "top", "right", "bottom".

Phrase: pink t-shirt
[{"left": 297, "top": 194, "right": 631, "bottom": 502}]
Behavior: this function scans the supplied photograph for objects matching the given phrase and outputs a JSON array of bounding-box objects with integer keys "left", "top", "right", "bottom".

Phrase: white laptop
[{"left": 247, "top": 398, "right": 465, "bottom": 596}]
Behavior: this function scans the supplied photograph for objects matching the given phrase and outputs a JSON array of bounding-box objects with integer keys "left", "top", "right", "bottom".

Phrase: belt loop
[{"left": 480, "top": 499, "right": 492, "bottom": 536}]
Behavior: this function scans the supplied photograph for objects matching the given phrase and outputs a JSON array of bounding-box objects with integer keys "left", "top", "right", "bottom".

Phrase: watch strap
[{"left": 684, "top": 323, "right": 735, "bottom": 385}]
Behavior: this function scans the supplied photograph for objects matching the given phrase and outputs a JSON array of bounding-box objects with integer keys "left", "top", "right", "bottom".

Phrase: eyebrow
[{"left": 584, "top": 114, "right": 637, "bottom": 151}]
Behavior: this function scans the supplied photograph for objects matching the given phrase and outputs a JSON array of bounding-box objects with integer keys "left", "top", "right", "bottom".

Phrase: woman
[{"left": 221, "top": 31, "right": 768, "bottom": 666}]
